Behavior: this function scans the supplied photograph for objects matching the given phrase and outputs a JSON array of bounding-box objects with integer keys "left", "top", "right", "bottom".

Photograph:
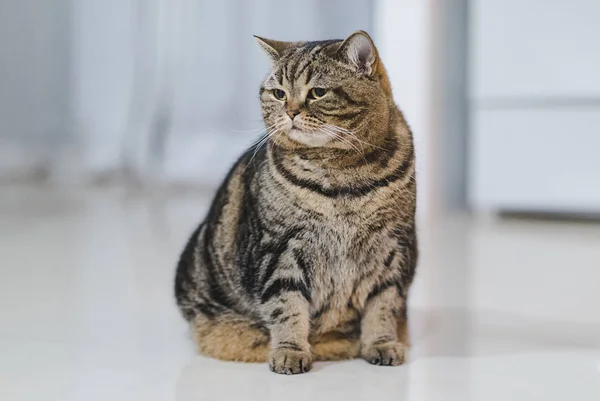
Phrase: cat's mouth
[{"left": 279, "top": 118, "right": 331, "bottom": 147}]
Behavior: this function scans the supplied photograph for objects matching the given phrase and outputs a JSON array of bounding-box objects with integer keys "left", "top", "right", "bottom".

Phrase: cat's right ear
[
  {"left": 337, "top": 31, "right": 379, "bottom": 76},
  {"left": 254, "top": 36, "right": 291, "bottom": 62}
]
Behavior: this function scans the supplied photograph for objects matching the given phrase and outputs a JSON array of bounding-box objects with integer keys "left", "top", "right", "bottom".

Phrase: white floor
[{"left": 1, "top": 186, "right": 599, "bottom": 401}]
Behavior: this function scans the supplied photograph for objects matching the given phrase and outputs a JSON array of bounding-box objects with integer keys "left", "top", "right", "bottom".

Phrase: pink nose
[{"left": 286, "top": 109, "right": 300, "bottom": 119}]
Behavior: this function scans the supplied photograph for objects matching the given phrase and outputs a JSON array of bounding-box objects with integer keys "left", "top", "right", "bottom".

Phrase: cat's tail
[
  {"left": 192, "top": 313, "right": 270, "bottom": 362},
  {"left": 191, "top": 314, "right": 362, "bottom": 362},
  {"left": 312, "top": 335, "right": 361, "bottom": 361}
]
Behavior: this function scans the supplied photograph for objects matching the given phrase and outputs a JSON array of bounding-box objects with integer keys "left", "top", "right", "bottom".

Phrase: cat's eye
[
  {"left": 308, "top": 88, "right": 327, "bottom": 100},
  {"left": 273, "top": 89, "right": 287, "bottom": 100}
]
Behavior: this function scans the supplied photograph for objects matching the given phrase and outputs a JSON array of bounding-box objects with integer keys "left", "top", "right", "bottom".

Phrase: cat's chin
[{"left": 287, "top": 129, "right": 332, "bottom": 148}]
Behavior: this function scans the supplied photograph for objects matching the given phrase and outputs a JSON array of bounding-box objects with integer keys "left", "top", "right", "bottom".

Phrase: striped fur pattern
[{"left": 175, "top": 31, "right": 417, "bottom": 374}]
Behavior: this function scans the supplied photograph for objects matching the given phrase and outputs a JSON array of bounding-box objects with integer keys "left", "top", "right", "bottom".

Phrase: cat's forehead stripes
[{"left": 275, "top": 40, "right": 342, "bottom": 87}]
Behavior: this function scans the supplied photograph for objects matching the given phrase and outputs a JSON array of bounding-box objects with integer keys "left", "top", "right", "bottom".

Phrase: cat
[{"left": 175, "top": 31, "right": 417, "bottom": 375}]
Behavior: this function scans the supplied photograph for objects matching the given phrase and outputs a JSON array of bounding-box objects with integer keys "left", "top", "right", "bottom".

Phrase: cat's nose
[{"left": 286, "top": 109, "right": 301, "bottom": 120}]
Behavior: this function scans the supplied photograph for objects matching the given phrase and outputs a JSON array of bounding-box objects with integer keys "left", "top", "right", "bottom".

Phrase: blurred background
[
  {"left": 2, "top": 0, "right": 598, "bottom": 217},
  {"left": 1, "top": 1, "right": 600, "bottom": 401}
]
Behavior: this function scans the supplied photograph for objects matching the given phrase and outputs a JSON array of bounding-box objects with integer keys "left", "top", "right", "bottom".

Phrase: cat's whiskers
[
  {"left": 228, "top": 122, "right": 280, "bottom": 136},
  {"left": 244, "top": 122, "right": 281, "bottom": 149},
  {"left": 324, "top": 124, "right": 387, "bottom": 151},
  {"left": 243, "top": 123, "right": 284, "bottom": 173},
  {"left": 319, "top": 127, "right": 362, "bottom": 155},
  {"left": 321, "top": 126, "right": 364, "bottom": 153},
  {"left": 323, "top": 124, "right": 365, "bottom": 152},
  {"left": 228, "top": 127, "right": 268, "bottom": 133}
]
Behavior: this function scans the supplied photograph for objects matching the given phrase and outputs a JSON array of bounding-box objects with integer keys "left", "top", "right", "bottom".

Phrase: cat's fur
[{"left": 175, "top": 31, "right": 417, "bottom": 374}]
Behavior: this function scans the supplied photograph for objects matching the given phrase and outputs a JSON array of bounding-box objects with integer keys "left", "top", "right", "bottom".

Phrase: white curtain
[{"left": 0, "top": 0, "right": 373, "bottom": 186}]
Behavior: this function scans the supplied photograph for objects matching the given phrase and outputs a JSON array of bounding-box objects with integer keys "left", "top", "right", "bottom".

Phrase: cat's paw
[
  {"left": 361, "top": 341, "right": 406, "bottom": 366},
  {"left": 268, "top": 347, "right": 313, "bottom": 375}
]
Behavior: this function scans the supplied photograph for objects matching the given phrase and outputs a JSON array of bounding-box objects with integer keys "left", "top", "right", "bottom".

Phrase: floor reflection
[{"left": 0, "top": 186, "right": 599, "bottom": 401}]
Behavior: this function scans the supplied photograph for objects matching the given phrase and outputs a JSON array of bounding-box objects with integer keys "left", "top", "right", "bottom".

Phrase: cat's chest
[
  {"left": 301, "top": 211, "right": 396, "bottom": 333},
  {"left": 308, "top": 259, "right": 359, "bottom": 333},
  {"left": 305, "top": 215, "right": 356, "bottom": 254},
  {"left": 303, "top": 219, "right": 370, "bottom": 324}
]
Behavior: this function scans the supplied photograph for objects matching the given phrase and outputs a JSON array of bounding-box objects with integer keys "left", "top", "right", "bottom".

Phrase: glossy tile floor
[{"left": 1, "top": 186, "right": 599, "bottom": 401}]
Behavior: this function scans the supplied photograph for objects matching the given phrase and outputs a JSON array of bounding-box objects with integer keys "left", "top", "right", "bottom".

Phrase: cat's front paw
[
  {"left": 268, "top": 347, "right": 313, "bottom": 374},
  {"left": 361, "top": 341, "right": 406, "bottom": 366}
]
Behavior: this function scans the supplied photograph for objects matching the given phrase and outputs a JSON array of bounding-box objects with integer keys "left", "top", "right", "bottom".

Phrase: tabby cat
[{"left": 175, "top": 31, "right": 417, "bottom": 374}]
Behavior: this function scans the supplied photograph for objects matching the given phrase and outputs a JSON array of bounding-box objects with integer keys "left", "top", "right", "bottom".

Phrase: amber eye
[
  {"left": 308, "top": 88, "right": 327, "bottom": 100},
  {"left": 273, "top": 89, "right": 286, "bottom": 100}
]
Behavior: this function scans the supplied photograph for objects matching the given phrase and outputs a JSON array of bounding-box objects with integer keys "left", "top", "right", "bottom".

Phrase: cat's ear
[
  {"left": 254, "top": 35, "right": 293, "bottom": 62},
  {"left": 337, "top": 31, "right": 379, "bottom": 76}
]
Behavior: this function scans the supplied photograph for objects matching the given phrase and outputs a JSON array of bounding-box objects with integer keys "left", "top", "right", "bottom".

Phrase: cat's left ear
[
  {"left": 254, "top": 35, "right": 295, "bottom": 62},
  {"left": 337, "top": 30, "right": 379, "bottom": 76}
]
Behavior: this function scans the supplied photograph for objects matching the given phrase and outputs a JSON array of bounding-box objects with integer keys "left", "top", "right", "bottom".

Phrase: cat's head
[{"left": 256, "top": 31, "right": 393, "bottom": 151}]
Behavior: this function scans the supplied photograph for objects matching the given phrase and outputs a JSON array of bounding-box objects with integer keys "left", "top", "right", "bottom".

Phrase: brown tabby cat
[{"left": 175, "top": 31, "right": 417, "bottom": 374}]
